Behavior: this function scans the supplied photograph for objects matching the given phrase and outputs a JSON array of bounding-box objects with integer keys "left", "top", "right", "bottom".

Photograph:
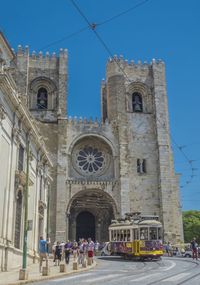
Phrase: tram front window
[
  {"left": 149, "top": 227, "right": 157, "bottom": 240},
  {"left": 140, "top": 228, "right": 148, "bottom": 240}
]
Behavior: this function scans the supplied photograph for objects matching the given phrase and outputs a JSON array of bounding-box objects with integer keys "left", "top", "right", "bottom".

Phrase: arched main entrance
[
  {"left": 68, "top": 189, "right": 117, "bottom": 242},
  {"left": 76, "top": 211, "right": 95, "bottom": 241}
]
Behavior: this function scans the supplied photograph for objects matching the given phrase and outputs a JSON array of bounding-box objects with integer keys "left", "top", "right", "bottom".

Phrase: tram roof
[
  {"left": 109, "top": 219, "right": 162, "bottom": 228},
  {"left": 138, "top": 220, "right": 162, "bottom": 226}
]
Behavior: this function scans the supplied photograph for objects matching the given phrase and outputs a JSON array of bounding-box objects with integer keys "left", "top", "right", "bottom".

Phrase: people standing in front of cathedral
[
  {"left": 78, "top": 239, "right": 85, "bottom": 265},
  {"left": 54, "top": 241, "right": 62, "bottom": 265},
  {"left": 64, "top": 240, "right": 72, "bottom": 264},
  {"left": 59, "top": 241, "right": 65, "bottom": 261},
  {"left": 94, "top": 241, "right": 100, "bottom": 255},
  {"left": 82, "top": 239, "right": 88, "bottom": 263},
  {"left": 165, "top": 242, "right": 173, "bottom": 257},
  {"left": 72, "top": 241, "right": 79, "bottom": 261},
  {"left": 52, "top": 242, "right": 56, "bottom": 262},
  {"left": 191, "top": 237, "right": 198, "bottom": 260},
  {"left": 39, "top": 236, "right": 50, "bottom": 272},
  {"left": 87, "top": 238, "right": 94, "bottom": 263}
]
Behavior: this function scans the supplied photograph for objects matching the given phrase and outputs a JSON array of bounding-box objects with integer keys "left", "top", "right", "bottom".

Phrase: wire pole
[
  {"left": 22, "top": 134, "right": 30, "bottom": 270},
  {"left": 46, "top": 181, "right": 50, "bottom": 255}
]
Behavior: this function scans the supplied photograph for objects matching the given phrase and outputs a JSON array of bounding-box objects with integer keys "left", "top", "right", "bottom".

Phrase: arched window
[
  {"left": 37, "top": 87, "right": 48, "bottom": 109},
  {"left": 137, "top": 159, "right": 146, "bottom": 174},
  {"left": 132, "top": 92, "right": 143, "bottom": 112}
]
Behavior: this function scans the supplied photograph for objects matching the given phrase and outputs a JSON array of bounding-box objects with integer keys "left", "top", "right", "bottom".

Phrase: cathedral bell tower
[
  {"left": 15, "top": 46, "right": 68, "bottom": 122},
  {"left": 101, "top": 56, "right": 183, "bottom": 242}
]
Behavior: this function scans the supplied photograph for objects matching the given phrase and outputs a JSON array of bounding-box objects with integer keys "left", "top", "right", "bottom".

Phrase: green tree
[{"left": 183, "top": 211, "right": 200, "bottom": 244}]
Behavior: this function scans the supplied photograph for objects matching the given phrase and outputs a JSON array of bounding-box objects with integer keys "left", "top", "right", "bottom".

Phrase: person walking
[
  {"left": 94, "top": 241, "right": 100, "bottom": 255},
  {"left": 54, "top": 241, "right": 62, "bottom": 265},
  {"left": 87, "top": 238, "right": 94, "bottom": 263},
  {"left": 39, "top": 236, "right": 49, "bottom": 272},
  {"left": 64, "top": 240, "right": 72, "bottom": 264},
  {"left": 60, "top": 241, "right": 65, "bottom": 261},
  {"left": 72, "top": 241, "right": 79, "bottom": 261},
  {"left": 78, "top": 239, "right": 85, "bottom": 265},
  {"left": 191, "top": 237, "right": 198, "bottom": 260},
  {"left": 166, "top": 242, "right": 173, "bottom": 257},
  {"left": 52, "top": 242, "right": 56, "bottom": 263}
]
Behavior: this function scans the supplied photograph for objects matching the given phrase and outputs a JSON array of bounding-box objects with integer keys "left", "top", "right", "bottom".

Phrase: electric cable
[
  {"left": 11, "top": 0, "right": 198, "bottom": 202},
  {"left": 69, "top": 0, "right": 132, "bottom": 82},
  {"left": 36, "top": 0, "right": 152, "bottom": 51},
  {"left": 157, "top": 117, "right": 197, "bottom": 189},
  {"left": 39, "top": 26, "right": 89, "bottom": 51},
  {"left": 97, "top": 0, "right": 151, "bottom": 27},
  {"left": 69, "top": 0, "right": 198, "bottom": 191}
]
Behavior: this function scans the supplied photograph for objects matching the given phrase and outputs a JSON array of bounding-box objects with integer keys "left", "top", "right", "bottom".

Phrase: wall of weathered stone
[
  {"left": 13, "top": 45, "right": 183, "bottom": 243},
  {"left": 152, "top": 60, "right": 183, "bottom": 242},
  {"left": 104, "top": 57, "right": 183, "bottom": 242},
  {"left": 14, "top": 46, "right": 67, "bottom": 122},
  {"left": 35, "top": 121, "right": 58, "bottom": 243},
  {"left": 54, "top": 118, "right": 121, "bottom": 241}
]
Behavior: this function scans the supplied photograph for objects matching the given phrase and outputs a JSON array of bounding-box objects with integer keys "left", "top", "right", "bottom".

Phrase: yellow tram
[{"left": 108, "top": 213, "right": 163, "bottom": 260}]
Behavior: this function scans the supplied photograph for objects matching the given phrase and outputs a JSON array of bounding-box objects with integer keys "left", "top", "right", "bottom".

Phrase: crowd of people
[
  {"left": 165, "top": 237, "right": 200, "bottom": 260},
  {"left": 51, "top": 238, "right": 100, "bottom": 266},
  {"left": 39, "top": 236, "right": 101, "bottom": 271}
]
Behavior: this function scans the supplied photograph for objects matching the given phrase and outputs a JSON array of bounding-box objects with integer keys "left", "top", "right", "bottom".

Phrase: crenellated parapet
[
  {"left": 106, "top": 54, "right": 165, "bottom": 79},
  {"left": 14, "top": 45, "right": 68, "bottom": 70},
  {"left": 107, "top": 54, "right": 164, "bottom": 67}
]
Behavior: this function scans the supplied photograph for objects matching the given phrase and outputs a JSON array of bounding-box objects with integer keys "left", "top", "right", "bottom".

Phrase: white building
[{"left": 0, "top": 32, "right": 52, "bottom": 271}]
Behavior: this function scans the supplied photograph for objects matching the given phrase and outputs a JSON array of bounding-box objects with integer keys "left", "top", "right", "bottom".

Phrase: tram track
[
  {"left": 146, "top": 258, "right": 200, "bottom": 285},
  {"left": 177, "top": 269, "right": 200, "bottom": 284}
]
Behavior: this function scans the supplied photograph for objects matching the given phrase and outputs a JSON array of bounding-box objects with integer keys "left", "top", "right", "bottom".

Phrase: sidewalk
[{"left": 0, "top": 257, "right": 96, "bottom": 285}]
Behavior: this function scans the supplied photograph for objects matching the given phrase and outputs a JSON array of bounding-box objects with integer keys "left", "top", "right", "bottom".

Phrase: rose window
[{"left": 76, "top": 146, "right": 105, "bottom": 173}]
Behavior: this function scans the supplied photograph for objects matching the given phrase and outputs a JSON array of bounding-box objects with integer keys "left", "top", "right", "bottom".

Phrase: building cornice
[{"left": 0, "top": 31, "right": 15, "bottom": 60}]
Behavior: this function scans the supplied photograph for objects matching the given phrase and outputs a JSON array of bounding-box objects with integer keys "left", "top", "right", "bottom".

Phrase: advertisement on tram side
[{"left": 110, "top": 241, "right": 133, "bottom": 254}]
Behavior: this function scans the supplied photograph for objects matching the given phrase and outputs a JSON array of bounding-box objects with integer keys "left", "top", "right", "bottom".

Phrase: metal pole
[
  {"left": 46, "top": 182, "right": 50, "bottom": 254},
  {"left": 22, "top": 135, "right": 30, "bottom": 270}
]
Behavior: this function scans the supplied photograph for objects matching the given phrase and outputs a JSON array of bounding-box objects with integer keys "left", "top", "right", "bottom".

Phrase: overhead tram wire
[
  {"left": 96, "top": 0, "right": 151, "bottom": 27},
  {"left": 170, "top": 134, "right": 198, "bottom": 188},
  {"left": 69, "top": 0, "right": 199, "bottom": 190},
  {"left": 69, "top": 0, "right": 132, "bottom": 83},
  {"left": 37, "top": 0, "right": 152, "bottom": 51},
  {"left": 39, "top": 26, "right": 89, "bottom": 51}
]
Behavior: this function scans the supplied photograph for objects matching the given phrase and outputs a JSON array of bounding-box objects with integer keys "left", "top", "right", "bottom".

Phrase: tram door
[{"left": 76, "top": 211, "right": 95, "bottom": 241}]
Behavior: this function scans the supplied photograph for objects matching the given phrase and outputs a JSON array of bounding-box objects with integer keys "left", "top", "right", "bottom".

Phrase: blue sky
[{"left": 1, "top": 0, "right": 200, "bottom": 211}]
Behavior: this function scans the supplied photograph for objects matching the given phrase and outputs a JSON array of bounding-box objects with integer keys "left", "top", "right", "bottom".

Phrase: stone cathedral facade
[{"left": 0, "top": 32, "right": 183, "bottom": 268}]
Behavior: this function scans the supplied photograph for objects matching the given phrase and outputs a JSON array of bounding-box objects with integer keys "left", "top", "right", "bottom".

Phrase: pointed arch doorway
[
  {"left": 76, "top": 211, "right": 95, "bottom": 241},
  {"left": 68, "top": 189, "right": 117, "bottom": 242}
]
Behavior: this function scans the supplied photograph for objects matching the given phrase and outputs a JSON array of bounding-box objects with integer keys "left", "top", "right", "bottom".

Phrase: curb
[{"left": 7, "top": 261, "right": 97, "bottom": 285}]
